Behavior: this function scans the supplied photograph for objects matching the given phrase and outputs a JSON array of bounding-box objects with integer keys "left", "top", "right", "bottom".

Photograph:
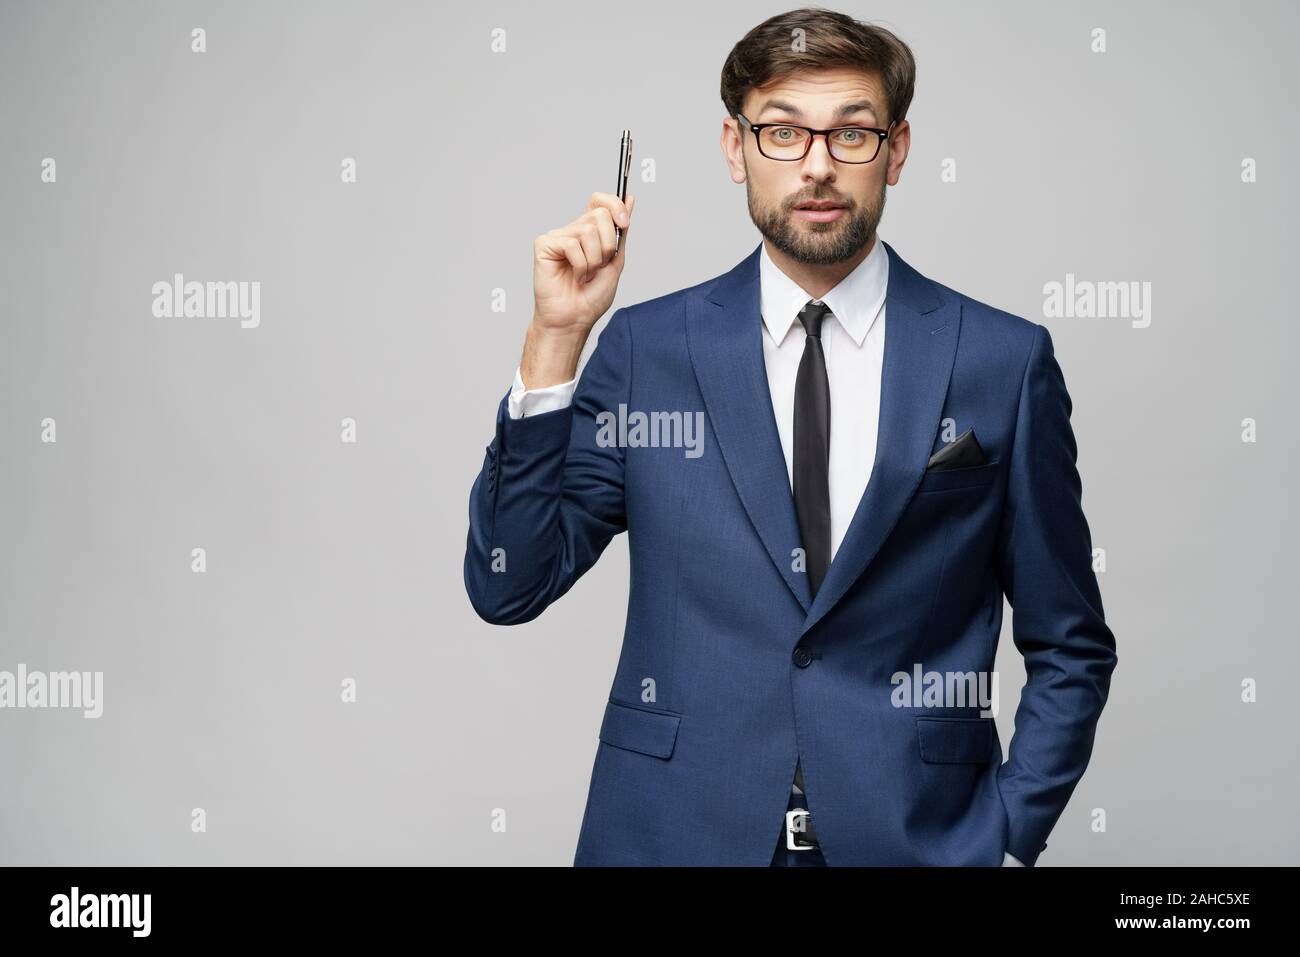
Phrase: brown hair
[{"left": 720, "top": 7, "right": 916, "bottom": 126}]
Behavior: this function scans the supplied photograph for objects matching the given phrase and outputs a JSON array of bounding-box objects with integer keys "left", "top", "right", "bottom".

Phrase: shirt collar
[{"left": 758, "top": 234, "right": 888, "bottom": 347}]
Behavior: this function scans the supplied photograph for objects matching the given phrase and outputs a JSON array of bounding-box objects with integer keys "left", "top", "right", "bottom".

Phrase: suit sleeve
[
  {"left": 464, "top": 308, "right": 631, "bottom": 625},
  {"left": 994, "top": 323, "right": 1118, "bottom": 867}
]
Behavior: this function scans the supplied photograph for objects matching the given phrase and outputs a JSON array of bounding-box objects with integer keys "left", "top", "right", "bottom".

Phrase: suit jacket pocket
[
  {"left": 926, "top": 426, "right": 986, "bottom": 470},
  {"left": 916, "top": 716, "right": 995, "bottom": 763},
  {"left": 917, "top": 460, "right": 1001, "bottom": 494},
  {"left": 599, "top": 699, "right": 682, "bottom": 759}
]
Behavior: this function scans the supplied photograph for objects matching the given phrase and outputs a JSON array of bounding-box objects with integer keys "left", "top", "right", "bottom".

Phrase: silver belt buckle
[{"left": 785, "top": 808, "right": 816, "bottom": 851}]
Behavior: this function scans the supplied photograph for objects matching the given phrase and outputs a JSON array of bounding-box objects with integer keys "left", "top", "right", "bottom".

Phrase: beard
[{"left": 745, "top": 169, "right": 886, "bottom": 265}]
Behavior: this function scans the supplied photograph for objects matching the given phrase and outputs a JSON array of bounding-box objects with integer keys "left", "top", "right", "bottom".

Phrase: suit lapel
[
  {"left": 687, "top": 242, "right": 812, "bottom": 614},
  {"left": 686, "top": 239, "right": 961, "bottom": 627}
]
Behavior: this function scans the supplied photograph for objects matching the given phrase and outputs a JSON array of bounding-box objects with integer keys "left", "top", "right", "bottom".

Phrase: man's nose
[{"left": 801, "top": 134, "right": 837, "bottom": 179}]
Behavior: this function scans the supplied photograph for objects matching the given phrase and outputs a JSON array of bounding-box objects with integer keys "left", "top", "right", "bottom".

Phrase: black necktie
[
  {"left": 791, "top": 298, "right": 833, "bottom": 796},
  {"left": 793, "top": 299, "right": 833, "bottom": 596}
]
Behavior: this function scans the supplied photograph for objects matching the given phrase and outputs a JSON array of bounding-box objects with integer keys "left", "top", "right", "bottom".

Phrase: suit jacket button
[{"left": 792, "top": 645, "right": 813, "bottom": 668}]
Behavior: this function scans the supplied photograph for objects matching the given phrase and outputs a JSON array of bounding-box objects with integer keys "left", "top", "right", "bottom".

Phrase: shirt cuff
[{"left": 506, "top": 365, "right": 578, "bottom": 420}]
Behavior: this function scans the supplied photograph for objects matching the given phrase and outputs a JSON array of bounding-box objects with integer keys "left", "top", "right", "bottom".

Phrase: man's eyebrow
[{"left": 758, "top": 99, "right": 878, "bottom": 122}]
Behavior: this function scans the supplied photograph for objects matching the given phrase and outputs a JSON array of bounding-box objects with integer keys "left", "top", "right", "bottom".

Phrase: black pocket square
[{"left": 926, "top": 427, "right": 987, "bottom": 471}]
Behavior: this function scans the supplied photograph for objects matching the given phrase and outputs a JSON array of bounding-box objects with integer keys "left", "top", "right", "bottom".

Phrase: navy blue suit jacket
[{"left": 464, "top": 240, "right": 1118, "bottom": 866}]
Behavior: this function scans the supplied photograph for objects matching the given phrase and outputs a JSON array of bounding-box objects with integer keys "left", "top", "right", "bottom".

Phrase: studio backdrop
[{"left": 1, "top": 0, "right": 1296, "bottom": 865}]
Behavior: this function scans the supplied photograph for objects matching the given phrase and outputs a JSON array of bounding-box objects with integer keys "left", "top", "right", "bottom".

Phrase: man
[{"left": 463, "top": 7, "right": 1117, "bottom": 866}]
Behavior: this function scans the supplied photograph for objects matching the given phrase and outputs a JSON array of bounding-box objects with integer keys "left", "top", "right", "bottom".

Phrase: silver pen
[{"left": 615, "top": 129, "right": 632, "bottom": 254}]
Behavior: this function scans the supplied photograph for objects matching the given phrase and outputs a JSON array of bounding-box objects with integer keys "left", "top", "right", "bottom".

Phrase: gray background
[{"left": 1, "top": 0, "right": 1296, "bottom": 865}]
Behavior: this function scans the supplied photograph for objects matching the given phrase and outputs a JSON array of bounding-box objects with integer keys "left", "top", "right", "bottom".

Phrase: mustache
[{"left": 788, "top": 195, "right": 853, "bottom": 208}]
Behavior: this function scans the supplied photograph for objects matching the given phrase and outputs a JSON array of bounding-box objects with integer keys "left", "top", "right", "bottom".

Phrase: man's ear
[
  {"left": 885, "top": 119, "right": 910, "bottom": 186},
  {"left": 722, "top": 118, "right": 747, "bottom": 185}
]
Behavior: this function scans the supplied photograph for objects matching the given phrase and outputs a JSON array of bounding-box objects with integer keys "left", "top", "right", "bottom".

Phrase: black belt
[{"left": 783, "top": 791, "right": 820, "bottom": 851}]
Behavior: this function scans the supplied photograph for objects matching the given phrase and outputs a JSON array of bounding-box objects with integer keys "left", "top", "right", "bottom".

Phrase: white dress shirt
[
  {"left": 503, "top": 237, "right": 1026, "bottom": 867},
  {"left": 755, "top": 235, "right": 887, "bottom": 562}
]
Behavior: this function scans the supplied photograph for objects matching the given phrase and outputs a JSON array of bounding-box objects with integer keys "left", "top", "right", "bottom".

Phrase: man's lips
[{"left": 793, "top": 201, "right": 847, "bottom": 222}]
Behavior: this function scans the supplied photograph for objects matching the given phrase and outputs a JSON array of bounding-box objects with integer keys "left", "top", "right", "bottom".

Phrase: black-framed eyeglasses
[{"left": 736, "top": 112, "right": 894, "bottom": 164}]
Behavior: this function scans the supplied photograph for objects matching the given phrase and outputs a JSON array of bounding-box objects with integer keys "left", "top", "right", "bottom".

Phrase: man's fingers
[
  {"left": 536, "top": 233, "right": 589, "bottom": 277},
  {"left": 572, "top": 222, "right": 603, "bottom": 281},
  {"left": 588, "top": 190, "right": 632, "bottom": 230},
  {"left": 537, "top": 192, "right": 636, "bottom": 282},
  {"left": 589, "top": 207, "right": 617, "bottom": 263},
  {"left": 613, "top": 194, "right": 634, "bottom": 259},
  {"left": 557, "top": 236, "right": 589, "bottom": 278},
  {"left": 553, "top": 215, "right": 616, "bottom": 277},
  {"left": 564, "top": 208, "right": 618, "bottom": 267}
]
